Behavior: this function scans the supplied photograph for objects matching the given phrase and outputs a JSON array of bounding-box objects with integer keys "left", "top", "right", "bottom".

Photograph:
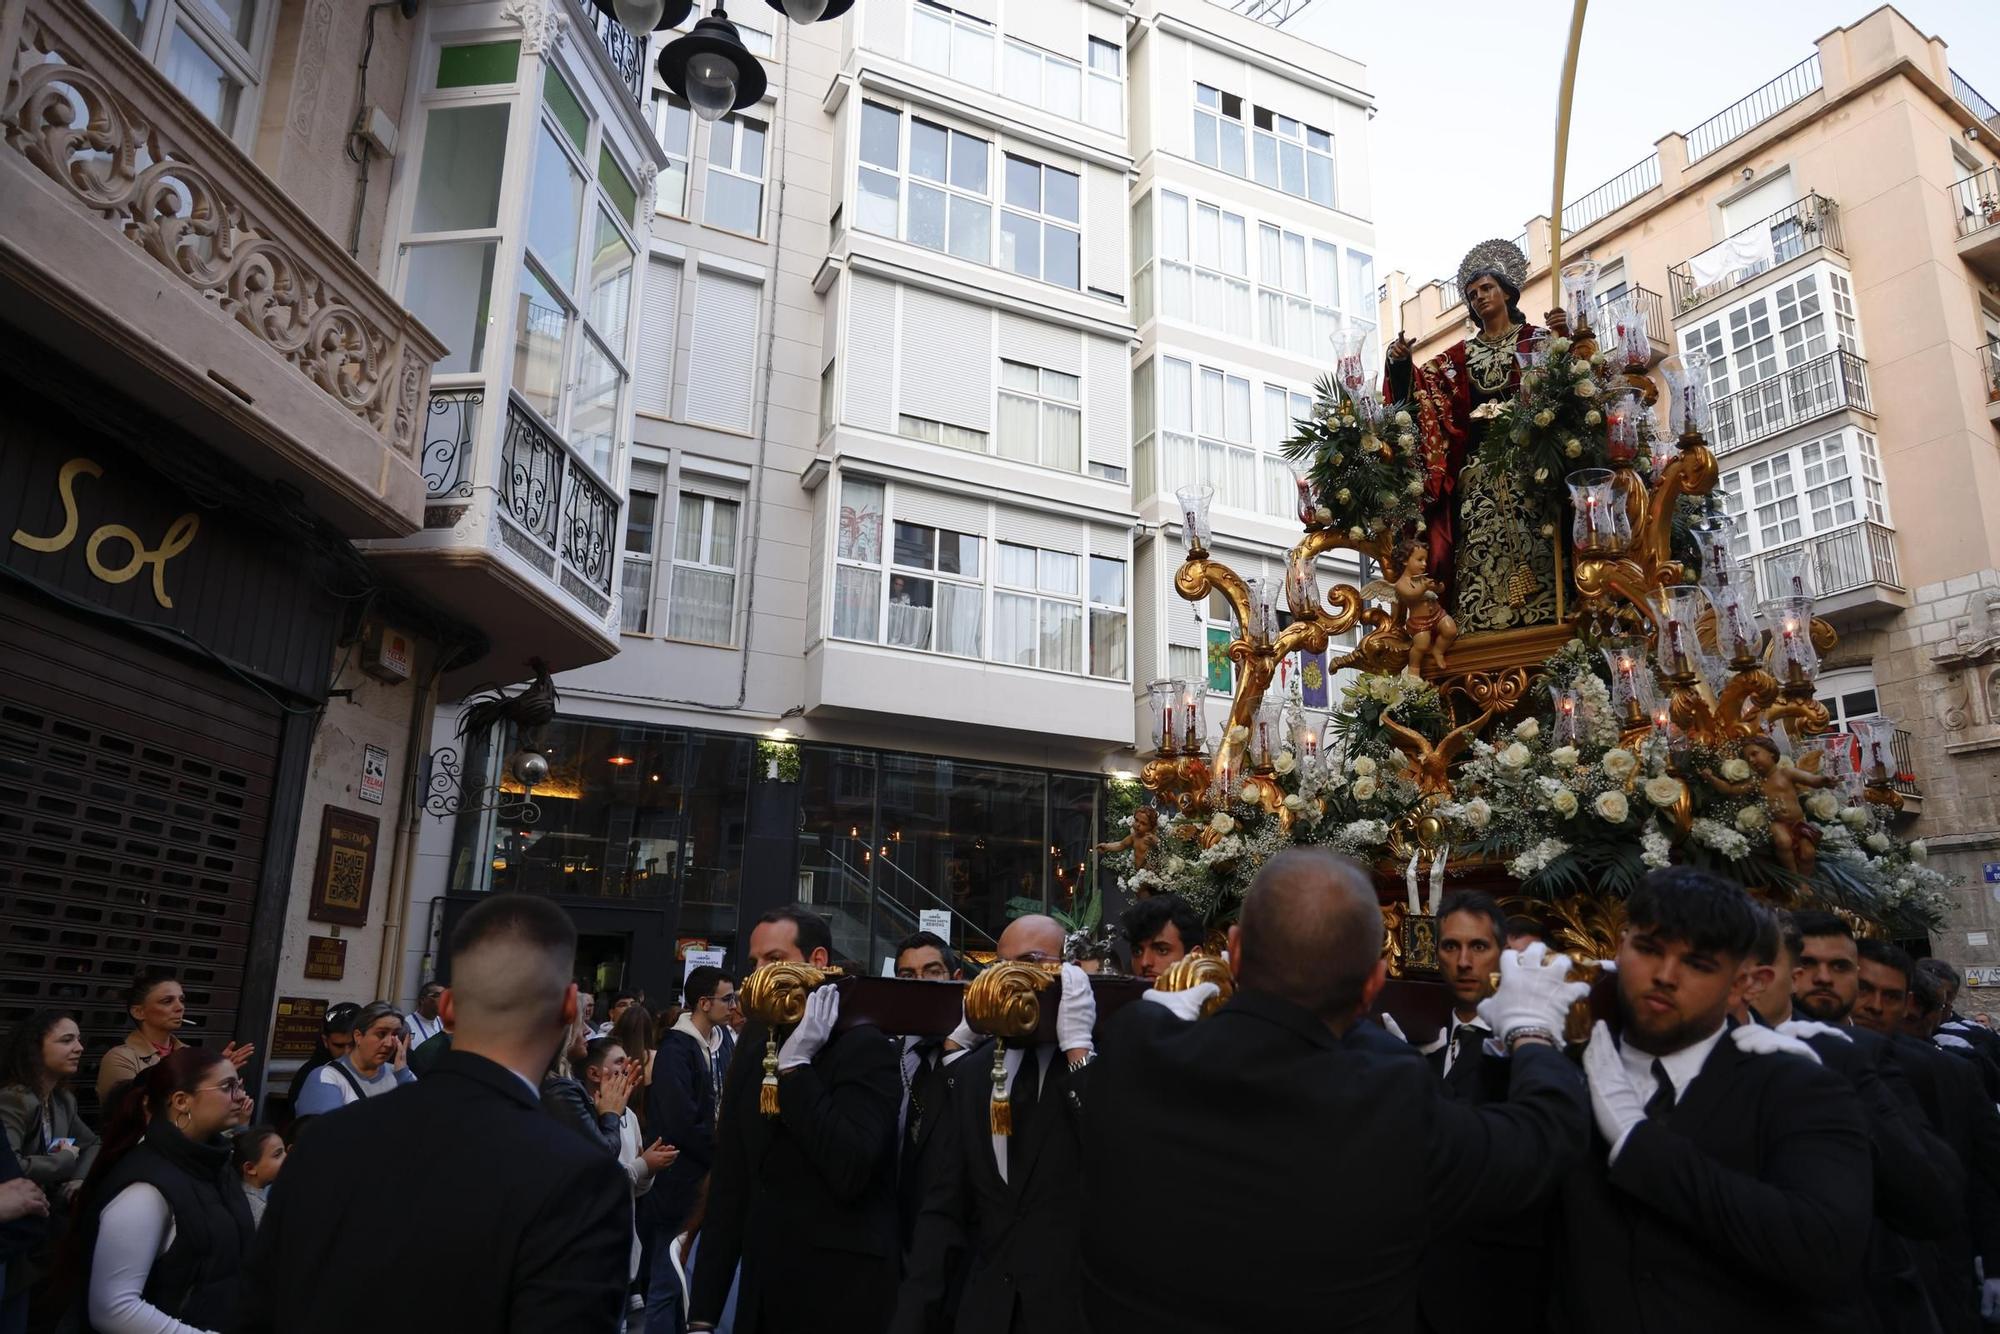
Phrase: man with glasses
[
  {"left": 642, "top": 965, "right": 737, "bottom": 1332},
  {"left": 406, "top": 982, "right": 446, "bottom": 1047}
]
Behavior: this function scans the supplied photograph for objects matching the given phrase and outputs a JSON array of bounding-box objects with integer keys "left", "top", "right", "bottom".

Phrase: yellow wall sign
[{"left": 9, "top": 457, "right": 199, "bottom": 609}]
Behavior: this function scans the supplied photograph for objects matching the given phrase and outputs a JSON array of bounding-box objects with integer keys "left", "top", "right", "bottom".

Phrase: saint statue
[{"left": 1384, "top": 239, "right": 1570, "bottom": 601}]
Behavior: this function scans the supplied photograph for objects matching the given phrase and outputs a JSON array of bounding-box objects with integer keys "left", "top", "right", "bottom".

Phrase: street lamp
[
  {"left": 589, "top": 0, "right": 695, "bottom": 38},
  {"left": 659, "top": 6, "right": 768, "bottom": 121},
  {"left": 764, "top": 0, "right": 855, "bottom": 22}
]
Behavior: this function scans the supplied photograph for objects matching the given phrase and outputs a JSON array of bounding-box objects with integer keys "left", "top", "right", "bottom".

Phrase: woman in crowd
[
  {"left": 230, "top": 1128, "right": 285, "bottom": 1228},
  {"left": 291, "top": 1002, "right": 414, "bottom": 1118},
  {"left": 608, "top": 1002, "right": 655, "bottom": 1127},
  {"left": 540, "top": 1014, "right": 624, "bottom": 1154},
  {"left": 63, "top": 1048, "right": 254, "bottom": 1333},
  {"left": 582, "top": 1039, "right": 674, "bottom": 1302},
  {"left": 1, "top": 1011, "right": 100, "bottom": 1206},
  {"left": 95, "top": 972, "right": 254, "bottom": 1104}
]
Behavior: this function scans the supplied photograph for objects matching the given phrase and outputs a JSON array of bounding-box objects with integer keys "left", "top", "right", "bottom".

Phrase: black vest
[{"left": 86, "top": 1120, "right": 254, "bottom": 1330}]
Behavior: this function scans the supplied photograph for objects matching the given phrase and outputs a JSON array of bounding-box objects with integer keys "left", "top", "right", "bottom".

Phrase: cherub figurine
[
  {"left": 1366, "top": 544, "right": 1459, "bottom": 676},
  {"left": 1095, "top": 805, "right": 1160, "bottom": 876},
  {"left": 1711, "top": 736, "right": 1836, "bottom": 877}
]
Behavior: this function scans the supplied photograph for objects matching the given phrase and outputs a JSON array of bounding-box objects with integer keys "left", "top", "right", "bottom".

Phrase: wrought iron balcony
[
  {"left": 1983, "top": 342, "right": 2000, "bottom": 416},
  {"left": 498, "top": 394, "right": 620, "bottom": 614},
  {"left": 1952, "top": 166, "right": 2000, "bottom": 282},
  {"left": 1, "top": 0, "right": 446, "bottom": 536},
  {"left": 1747, "top": 521, "right": 1902, "bottom": 608},
  {"left": 579, "top": 3, "right": 648, "bottom": 109},
  {"left": 1668, "top": 193, "right": 1843, "bottom": 314},
  {"left": 1707, "top": 350, "right": 1871, "bottom": 456}
]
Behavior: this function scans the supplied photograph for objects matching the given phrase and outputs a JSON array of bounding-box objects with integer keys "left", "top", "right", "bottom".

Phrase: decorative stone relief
[
  {"left": 289, "top": 0, "right": 335, "bottom": 142},
  {"left": 503, "top": 0, "right": 568, "bottom": 55},
  {"left": 1933, "top": 588, "right": 2000, "bottom": 753}
]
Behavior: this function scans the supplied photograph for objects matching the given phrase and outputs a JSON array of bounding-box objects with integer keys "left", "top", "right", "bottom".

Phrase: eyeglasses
[
  {"left": 197, "top": 1077, "right": 244, "bottom": 1098},
  {"left": 707, "top": 994, "right": 739, "bottom": 1008}
]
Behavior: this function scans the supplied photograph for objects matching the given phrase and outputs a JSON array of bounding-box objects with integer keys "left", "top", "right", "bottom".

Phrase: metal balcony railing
[
  {"left": 579, "top": 3, "right": 648, "bottom": 108},
  {"left": 1708, "top": 349, "right": 1871, "bottom": 455},
  {"left": 1668, "top": 193, "right": 1843, "bottom": 313},
  {"left": 1592, "top": 285, "right": 1667, "bottom": 346},
  {"left": 1889, "top": 728, "right": 1920, "bottom": 798},
  {"left": 1953, "top": 70, "right": 2000, "bottom": 131},
  {"left": 423, "top": 389, "right": 483, "bottom": 499},
  {"left": 1747, "top": 521, "right": 1902, "bottom": 604},
  {"left": 1952, "top": 165, "right": 2000, "bottom": 240},
  {"left": 1685, "top": 53, "right": 1822, "bottom": 163},
  {"left": 1983, "top": 342, "right": 2000, "bottom": 404},
  {"left": 1563, "top": 154, "right": 1662, "bottom": 237},
  {"left": 499, "top": 394, "right": 620, "bottom": 608}
]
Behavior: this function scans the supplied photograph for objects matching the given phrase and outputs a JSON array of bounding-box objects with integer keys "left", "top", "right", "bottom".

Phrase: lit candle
[
  {"left": 1302, "top": 730, "right": 1318, "bottom": 757},
  {"left": 1666, "top": 619, "right": 1686, "bottom": 672}
]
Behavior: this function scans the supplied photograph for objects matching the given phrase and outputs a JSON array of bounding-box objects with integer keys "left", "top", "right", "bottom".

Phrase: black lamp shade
[
  {"left": 588, "top": 0, "right": 696, "bottom": 31},
  {"left": 763, "top": 0, "right": 857, "bottom": 21},
  {"left": 658, "top": 13, "right": 768, "bottom": 113}
]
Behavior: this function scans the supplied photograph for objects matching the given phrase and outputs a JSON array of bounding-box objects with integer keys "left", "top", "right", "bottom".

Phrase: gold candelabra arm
[
  {"left": 1175, "top": 556, "right": 1254, "bottom": 643},
  {"left": 1764, "top": 695, "right": 1832, "bottom": 745},
  {"left": 1645, "top": 436, "right": 1718, "bottom": 569},
  {"left": 1714, "top": 668, "right": 1779, "bottom": 736}
]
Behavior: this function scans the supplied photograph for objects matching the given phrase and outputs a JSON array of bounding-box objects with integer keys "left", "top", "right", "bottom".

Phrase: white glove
[
  {"left": 1936, "top": 1033, "right": 1973, "bottom": 1052},
  {"left": 1581, "top": 1020, "right": 1646, "bottom": 1161},
  {"left": 1475, "top": 942, "right": 1590, "bottom": 1045},
  {"left": 1778, "top": 1018, "right": 1850, "bottom": 1045},
  {"left": 777, "top": 984, "right": 838, "bottom": 1072},
  {"left": 1056, "top": 963, "right": 1096, "bottom": 1055},
  {"left": 1380, "top": 1012, "right": 1409, "bottom": 1044},
  {"left": 1730, "top": 1023, "right": 1821, "bottom": 1064},
  {"left": 1141, "top": 981, "right": 1219, "bottom": 1022}
]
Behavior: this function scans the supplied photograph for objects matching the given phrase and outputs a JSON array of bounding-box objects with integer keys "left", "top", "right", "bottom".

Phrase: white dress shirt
[{"left": 1607, "top": 1021, "right": 1728, "bottom": 1162}]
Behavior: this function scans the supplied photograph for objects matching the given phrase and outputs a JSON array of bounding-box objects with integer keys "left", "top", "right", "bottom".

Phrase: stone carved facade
[{"left": 1934, "top": 588, "right": 2000, "bottom": 754}]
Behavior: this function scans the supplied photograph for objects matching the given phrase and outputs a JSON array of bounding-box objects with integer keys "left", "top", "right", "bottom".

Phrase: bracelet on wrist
[{"left": 1505, "top": 1026, "right": 1559, "bottom": 1050}]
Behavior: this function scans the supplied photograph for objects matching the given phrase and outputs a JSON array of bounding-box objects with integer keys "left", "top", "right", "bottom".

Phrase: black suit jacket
[
  {"left": 1555, "top": 1027, "right": 1874, "bottom": 1334},
  {"left": 893, "top": 1042, "right": 1087, "bottom": 1334},
  {"left": 1887, "top": 1033, "right": 2000, "bottom": 1334},
  {"left": 232, "top": 1049, "right": 630, "bottom": 1334},
  {"left": 1080, "top": 990, "right": 1588, "bottom": 1333},
  {"left": 897, "top": 1035, "right": 985, "bottom": 1257},
  {"left": 645, "top": 1026, "right": 734, "bottom": 1234},
  {"left": 688, "top": 1021, "right": 901, "bottom": 1334}
]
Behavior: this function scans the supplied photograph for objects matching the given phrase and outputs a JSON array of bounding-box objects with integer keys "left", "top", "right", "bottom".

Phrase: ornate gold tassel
[
  {"left": 759, "top": 1031, "right": 779, "bottom": 1116},
  {"left": 988, "top": 1042, "right": 1011, "bottom": 1137}
]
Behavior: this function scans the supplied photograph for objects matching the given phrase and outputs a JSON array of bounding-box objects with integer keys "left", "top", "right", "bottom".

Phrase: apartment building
[
  {"left": 1382, "top": 5, "right": 2000, "bottom": 986},
  {"left": 0, "top": 0, "right": 652, "bottom": 1088},
  {"left": 403, "top": 0, "right": 1377, "bottom": 992}
]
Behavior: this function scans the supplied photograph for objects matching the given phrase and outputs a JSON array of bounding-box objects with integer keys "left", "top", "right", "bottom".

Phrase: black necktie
[
  {"left": 1009, "top": 1049, "right": 1043, "bottom": 1143},
  {"left": 1643, "top": 1058, "right": 1675, "bottom": 1122},
  {"left": 1452, "top": 1024, "right": 1484, "bottom": 1067}
]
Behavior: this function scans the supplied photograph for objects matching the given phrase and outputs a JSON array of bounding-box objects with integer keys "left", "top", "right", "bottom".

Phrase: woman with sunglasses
[{"left": 59, "top": 1048, "right": 254, "bottom": 1332}]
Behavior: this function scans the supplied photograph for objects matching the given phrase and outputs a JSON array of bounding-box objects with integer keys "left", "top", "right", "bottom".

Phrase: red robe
[{"left": 1385, "top": 323, "right": 1546, "bottom": 601}]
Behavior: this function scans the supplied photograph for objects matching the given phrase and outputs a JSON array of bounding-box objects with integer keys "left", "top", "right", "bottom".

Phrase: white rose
[
  {"left": 1534, "top": 467, "right": 1549, "bottom": 483},
  {"left": 1394, "top": 410, "right": 1412, "bottom": 427},
  {"left": 1721, "top": 758, "right": 1752, "bottom": 782},
  {"left": 1352, "top": 756, "right": 1377, "bottom": 777},
  {"left": 1584, "top": 410, "right": 1602, "bottom": 426},
  {"left": 1564, "top": 439, "right": 1582, "bottom": 458},
  {"left": 1551, "top": 745, "right": 1580, "bottom": 768},
  {"left": 1601, "top": 749, "right": 1638, "bottom": 781},
  {"left": 1548, "top": 337, "right": 1571, "bottom": 354},
  {"left": 1736, "top": 805, "right": 1768, "bottom": 832},
  {"left": 1164, "top": 856, "right": 1186, "bottom": 876},
  {"left": 1910, "top": 839, "right": 1928, "bottom": 862},
  {"left": 1594, "top": 790, "right": 1630, "bottom": 823},
  {"left": 1406, "top": 478, "right": 1424, "bottom": 496},
  {"left": 1348, "top": 526, "right": 1365, "bottom": 540},
  {"left": 1239, "top": 783, "right": 1260, "bottom": 804},
  {"left": 1336, "top": 488, "right": 1352, "bottom": 504},
  {"left": 1533, "top": 409, "right": 1555, "bottom": 428},
  {"left": 1497, "top": 742, "right": 1532, "bottom": 770},
  {"left": 1283, "top": 793, "right": 1305, "bottom": 810},
  {"left": 1644, "top": 776, "right": 1685, "bottom": 809},
  {"left": 1463, "top": 798, "right": 1492, "bottom": 829},
  {"left": 1840, "top": 806, "right": 1871, "bottom": 831},
  {"left": 1550, "top": 788, "right": 1579, "bottom": 818},
  {"left": 1575, "top": 379, "right": 1599, "bottom": 399},
  {"left": 1274, "top": 751, "right": 1297, "bottom": 776},
  {"left": 1209, "top": 812, "right": 1234, "bottom": 835},
  {"left": 1865, "top": 832, "right": 1892, "bottom": 853},
  {"left": 1398, "top": 432, "right": 1417, "bottom": 449},
  {"left": 1316, "top": 506, "right": 1333, "bottom": 523},
  {"left": 1514, "top": 717, "right": 1540, "bottom": 742},
  {"left": 1804, "top": 790, "right": 1839, "bottom": 821},
  {"left": 1352, "top": 775, "right": 1378, "bottom": 801}
]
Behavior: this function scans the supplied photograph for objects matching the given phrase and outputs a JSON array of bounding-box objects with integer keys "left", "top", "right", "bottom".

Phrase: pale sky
[{"left": 1282, "top": 0, "right": 2000, "bottom": 286}]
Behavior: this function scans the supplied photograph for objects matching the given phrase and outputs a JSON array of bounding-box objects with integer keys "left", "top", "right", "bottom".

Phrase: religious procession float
[{"left": 1098, "top": 237, "right": 1954, "bottom": 974}]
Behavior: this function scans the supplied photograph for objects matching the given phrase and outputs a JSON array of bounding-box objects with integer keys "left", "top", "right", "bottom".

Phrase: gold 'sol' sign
[{"left": 10, "top": 458, "right": 199, "bottom": 609}]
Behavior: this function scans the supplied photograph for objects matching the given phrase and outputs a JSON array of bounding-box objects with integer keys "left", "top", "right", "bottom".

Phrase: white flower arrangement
[
  {"left": 1462, "top": 797, "right": 1493, "bottom": 829},
  {"left": 1497, "top": 742, "right": 1532, "bottom": 770},
  {"left": 1574, "top": 379, "right": 1599, "bottom": 399},
  {"left": 1352, "top": 755, "right": 1377, "bottom": 777},
  {"left": 1274, "top": 751, "right": 1297, "bottom": 776},
  {"left": 1692, "top": 817, "right": 1750, "bottom": 860},
  {"left": 1532, "top": 409, "right": 1555, "bottom": 428},
  {"left": 1721, "top": 758, "right": 1752, "bottom": 782},
  {"left": 1804, "top": 790, "right": 1840, "bottom": 821},
  {"left": 1508, "top": 837, "right": 1570, "bottom": 879},
  {"left": 1351, "top": 775, "right": 1379, "bottom": 800},
  {"left": 1550, "top": 745, "right": 1580, "bottom": 769},
  {"left": 1209, "top": 812, "right": 1235, "bottom": 836},
  {"left": 1239, "top": 783, "right": 1261, "bottom": 804},
  {"left": 1735, "top": 805, "right": 1768, "bottom": 833},
  {"left": 1866, "top": 832, "right": 1892, "bottom": 853},
  {"left": 1124, "top": 868, "right": 1164, "bottom": 895},
  {"left": 1514, "top": 717, "right": 1540, "bottom": 742},
  {"left": 1601, "top": 748, "right": 1638, "bottom": 782},
  {"left": 1550, "top": 787, "right": 1579, "bottom": 818},
  {"left": 1594, "top": 790, "right": 1630, "bottom": 824},
  {"left": 1839, "top": 807, "right": 1872, "bottom": 831},
  {"left": 1643, "top": 776, "right": 1685, "bottom": 809},
  {"left": 1640, "top": 826, "right": 1674, "bottom": 870},
  {"left": 1909, "top": 839, "right": 1928, "bottom": 862}
]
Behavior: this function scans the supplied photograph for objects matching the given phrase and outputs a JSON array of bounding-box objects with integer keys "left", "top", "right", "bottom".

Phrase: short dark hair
[
  {"left": 1914, "top": 956, "right": 1959, "bottom": 1002},
  {"left": 1505, "top": 915, "right": 1548, "bottom": 944},
  {"left": 1624, "top": 867, "right": 1758, "bottom": 958},
  {"left": 126, "top": 968, "right": 178, "bottom": 1012},
  {"left": 1437, "top": 890, "right": 1506, "bottom": 950},
  {"left": 608, "top": 991, "right": 636, "bottom": 1007},
  {"left": 1858, "top": 938, "right": 1914, "bottom": 985},
  {"left": 450, "top": 893, "right": 578, "bottom": 968},
  {"left": 1748, "top": 904, "right": 1781, "bottom": 967},
  {"left": 1789, "top": 909, "right": 1852, "bottom": 947},
  {"left": 893, "top": 931, "right": 959, "bottom": 975},
  {"left": 1462, "top": 267, "right": 1526, "bottom": 328},
  {"left": 755, "top": 907, "right": 832, "bottom": 960},
  {"left": 1908, "top": 967, "right": 1947, "bottom": 1016},
  {"left": 322, "top": 1002, "right": 361, "bottom": 1035},
  {"left": 1236, "top": 850, "right": 1381, "bottom": 1020},
  {"left": 1121, "top": 894, "right": 1205, "bottom": 955},
  {"left": 231, "top": 1125, "right": 280, "bottom": 1176},
  {"left": 683, "top": 965, "right": 733, "bottom": 1005},
  {"left": 580, "top": 1037, "right": 622, "bottom": 1076}
]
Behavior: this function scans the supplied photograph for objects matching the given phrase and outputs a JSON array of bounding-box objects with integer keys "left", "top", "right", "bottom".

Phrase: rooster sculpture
[{"left": 456, "top": 658, "right": 559, "bottom": 752}]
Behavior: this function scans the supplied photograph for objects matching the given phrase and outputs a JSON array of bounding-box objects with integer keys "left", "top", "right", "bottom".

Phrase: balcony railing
[
  {"left": 1685, "top": 53, "right": 1822, "bottom": 163},
  {"left": 1668, "top": 193, "right": 1843, "bottom": 313},
  {"left": 1563, "top": 154, "right": 1662, "bottom": 237},
  {"left": 1592, "top": 285, "right": 1667, "bottom": 345},
  {"left": 1953, "top": 70, "right": 2000, "bottom": 130},
  {"left": 580, "top": 4, "right": 648, "bottom": 108},
  {"left": 498, "top": 394, "right": 620, "bottom": 613},
  {"left": 1708, "top": 349, "right": 1871, "bottom": 456},
  {"left": 1889, "top": 728, "right": 1920, "bottom": 798},
  {"left": 423, "top": 389, "right": 482, "bottom": 499},
  {"left": 1983, "top": 341, "right": 2000, "bottom": 404},
  {"left": 1952, "top": 165, "right": 2000, "bottom": 240},
  {"left": 1747, "top": 520, "right": 1901, "bottom": 605}
]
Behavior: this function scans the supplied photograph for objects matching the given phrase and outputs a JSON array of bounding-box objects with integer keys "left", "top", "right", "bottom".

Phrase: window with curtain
[
  {"left": 1260, "top": 384, "right": 1311, "bottom": 517},
  {"left": 997, "top": 361, "right": 1082, "bottom": 471},
  {"left": 620, "top": 482, "right": 660, "bottom": 633},
  {"left": 1251, "top": 106, "right": 1334, "bottom": 206},
  {"left": 889, "top": 522, "right": 984, "bottom": 656},
  {"left": 650, "top": 92, "right": 693, "bottom": 216},
  {"left": 705, "top": 113, "right": 767, "bottom": 237},
  {"left": 1086, "top": 38, "right": 1122, "bottom": 132},
  {"left": 857, "top": 101, "right": 902, "bottom": 237},
  {"left": 1002, "top": 39, "right": 1081, "bottom": 121},
  {"left": 668, "top": 492, "right": 739, "bottom": 644},
  {"left": 90, "top": 0, "right": 275, "bottom": 143},
  {"left": 833, "top": 477, "right": 886, "bottom": 642}
]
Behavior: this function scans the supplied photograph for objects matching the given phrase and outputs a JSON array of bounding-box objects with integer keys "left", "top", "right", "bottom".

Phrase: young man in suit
[
  {"left": 1422, "top": 889, "right": 1506, "bottom": 1092},
  {"left": 641, "top": 964, "right": 737, "bottom": 1333},
  {"left": 687, "top": 908, "right": 901, "bottom": 1334},
  {"left": 1560, "top": 869, "right": 1874, "bottom": 1333},
  {"left": 891, "top": 931, "right": 973, "bottom": 1257},
  {"left": 1081, "top": 848, "right": 1591, "bottom": 1333},
  {"left": 1120, "top": 893, "right": 1203, "bottom": 980},
  {"left": 891, "top": 916, "right": 1096, "bottom": 1334},
  {"left": 235, "top": 895, "right": 630, "bottom": 1333}
]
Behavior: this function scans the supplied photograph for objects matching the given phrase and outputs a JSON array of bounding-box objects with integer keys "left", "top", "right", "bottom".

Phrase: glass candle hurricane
[
  {"left": 1606, "top": 388, "right": 1644, "bottom": 466},
  {"left": 1691, "top": 512, "right": 1742, "bottom": 591},
  {"left": 1176, "top": 483, "right": 1215, "bottom": 554},
  {"left": 1567, "top": 469, "right": 1628, "bottom": 554},
  {"left": 1847, "top": 714, "right": 1896, "bottom": 786},
  {"left": 1286, "top": 558, "right": 1321, "bottom": 619},
  {"left": 1244, "top": 577, "right": 1282, "bottom": 644},
  {"left": 1176, "top": 678, "right": 1205, "bottom": 753},
  {"left": 1702, "top": 583, "right": 1759, "bottom": 667},
  {"left": 1147, "top": 679, "right": 1178, "bottom": 754},
  {"left": 1764, "top": 596, "right": 1820, "bottom": 688},
  {"left": 1250, "top": 696, "right": 1285, "bottom": 771},
  {"left": 1601, "top": 644, "right": 1657, "bottom": 725},
  {"left": 1551, "top": 685, "right": 1583, "bottom": 745},
  {"left": 1561, "top": 259, "right": 1599, "bottom": 334},
  {"left": 1766, "top": 546, "right": 1817, "bottom": 605},
  {"left": 1288, "top": 459, "right": 1318, "bottom": 526},
  {"left": 1655, "top": 585, "right": 1707, "bottom": 681},
  {"left": 1332, "top": 323, "right": 1370, "bottom": 397},
  {"left": 1661, "top": 351, "right": 1714, "bottom": 438},
  {"left": 1616, "top": 295, "right": 1651, "bottom": 368}
]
